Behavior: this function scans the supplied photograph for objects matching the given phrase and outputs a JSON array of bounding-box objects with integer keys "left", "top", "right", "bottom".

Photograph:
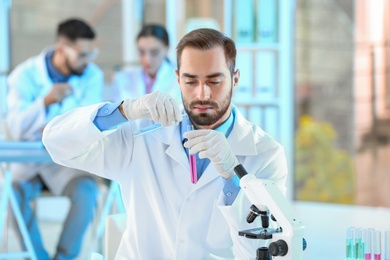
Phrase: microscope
[{"left": 234, "top": 164, "right": 307, "bottom": 260}]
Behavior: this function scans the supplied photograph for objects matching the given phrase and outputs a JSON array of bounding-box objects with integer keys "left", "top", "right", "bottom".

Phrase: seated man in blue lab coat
[
  {"left": 43, "top": 28, "right": 287, "bottom": 259},
  {"left": 6, "top": 18, "right": 103, "bottom": 259}
]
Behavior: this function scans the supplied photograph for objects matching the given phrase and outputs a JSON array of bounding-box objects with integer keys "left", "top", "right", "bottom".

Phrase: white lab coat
[
  {"left": 111, "top": 59, "right": 181, "bottom": 102},
  {"left": 6, "top": 48, "right": 104, "bottom": 195},
  {"left": 43, "top": 103, "right": 288, "bottom": 259}
]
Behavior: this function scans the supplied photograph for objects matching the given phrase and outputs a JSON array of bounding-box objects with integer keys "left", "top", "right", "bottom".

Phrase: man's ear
[
  {"left": 55, "top": 41, "right": 66, "bottom": 56},
  {"left": 175, "top": 69, "right": 180, "bottom": 84},
  {"left": 233, "top": 69, "right": 240, "bottom": 90}
]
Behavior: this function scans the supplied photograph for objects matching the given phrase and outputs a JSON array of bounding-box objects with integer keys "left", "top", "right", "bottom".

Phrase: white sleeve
[{"left": 42, "top": 102, "right": 135, "bottom": 181}]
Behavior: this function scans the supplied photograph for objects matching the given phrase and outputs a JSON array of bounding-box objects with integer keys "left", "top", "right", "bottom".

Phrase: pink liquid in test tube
[
  {"left": 374, "top": 230, "right": 381, "bottom": 260},
  {"left": 364, "top": 228, "right": 372, "bottom": 260},
  {"left": 189, "top": 154, "right": 197, "bottom": 183},
  {"left": 187, "top": 125, "right": 197, "bottom": 184}
]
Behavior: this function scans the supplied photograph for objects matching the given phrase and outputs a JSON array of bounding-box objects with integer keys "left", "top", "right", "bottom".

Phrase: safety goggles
[{"left": 63, "top": 45, "right": 100, "bottom": 61}]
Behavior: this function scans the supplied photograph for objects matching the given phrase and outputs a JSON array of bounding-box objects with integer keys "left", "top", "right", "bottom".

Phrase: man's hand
[
  {"left": 120, "top": 91, "right": 182, "bottom": 127},
  {"left": 183, "top": 130, "right": 239, "bottom": 179},
  {"left": 44, "top": 83, "right": 73, "bottom": 107}
]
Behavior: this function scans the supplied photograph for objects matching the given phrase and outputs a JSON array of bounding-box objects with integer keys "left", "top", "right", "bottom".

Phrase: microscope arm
[{"left": 235, "top": 165, "right": 305, "bottom": 259}]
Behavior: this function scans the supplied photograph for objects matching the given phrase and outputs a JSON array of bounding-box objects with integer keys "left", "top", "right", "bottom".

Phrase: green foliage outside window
[{"left": 295, "top": 115, "right": 355, "bottom": 204}]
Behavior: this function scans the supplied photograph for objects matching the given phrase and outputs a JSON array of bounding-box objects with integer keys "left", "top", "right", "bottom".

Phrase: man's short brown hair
[{"left": 176, "top": 28, "right": 237, "bottom": 76}]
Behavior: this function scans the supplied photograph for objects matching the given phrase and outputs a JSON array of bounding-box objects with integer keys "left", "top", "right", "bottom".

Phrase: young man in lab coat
[
  {"left": 43, "top": 28, "right": 287, "bottom": 259},
  {"left": 6, "top": 18, "right": 103, "bottom": 259}
]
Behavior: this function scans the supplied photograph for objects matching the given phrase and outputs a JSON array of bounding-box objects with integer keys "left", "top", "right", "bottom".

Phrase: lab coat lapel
[
  {"left": 228, "top": 106, "right": 258, "bottom": 157},
  {"left": 36, "top": 49, "right": 54, "bottom": 90},
  {"left": 35, "top": 49, "right": 64, "bottom": 119},
  {"left": 151, "top": 125, "right": 188, "bottom": 169}
]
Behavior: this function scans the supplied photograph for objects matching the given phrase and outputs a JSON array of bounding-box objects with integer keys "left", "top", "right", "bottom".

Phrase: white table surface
[
  {"left": 0, "top": 141, "right": 52, "bottom": 163},
  {"left": 294, "top": 201, "right": 390, "bottom": 259}
]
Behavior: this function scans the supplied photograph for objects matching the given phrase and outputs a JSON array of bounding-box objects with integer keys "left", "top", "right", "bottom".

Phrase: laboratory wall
[{"left": 9, "top": 0, "right": 124, "bottom": 86}]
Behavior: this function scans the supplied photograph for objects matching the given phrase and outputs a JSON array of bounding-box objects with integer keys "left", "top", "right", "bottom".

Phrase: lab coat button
[
  {"left": 226, "top": 192, "right": 232, "bottom": 197},
  {"left": 104, "top": 109, "right": 109, "bottom": 115}
]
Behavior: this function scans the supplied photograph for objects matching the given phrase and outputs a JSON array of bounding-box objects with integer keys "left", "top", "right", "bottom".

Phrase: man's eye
[
  {"left": 79, "top": 53, "right": 88, "bottom": 58},
  {"left": 185, "top": 82, "right": 196, "bottom": 85},
  {"left": 150, "top": 50, "right": 159, "bottom": 57},
  {"left": 210, "top": 81, "right": 221, "bottom": 85}
]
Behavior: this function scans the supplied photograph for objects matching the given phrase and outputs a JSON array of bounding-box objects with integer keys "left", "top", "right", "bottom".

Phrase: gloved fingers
[
  {"left": 186, "top": 141, "right": 207, "bottom": 155},
  {"left": 163, "top": 96, "right": 178, "bottom": 126},
  {"left": 183, "top": 129, "right": 212, "bottom": 140},
  {"left": 143, "top": 91, "right": 160, "bottom": 122},
  {"left": 183, "top": 130, "right": 210, "bottom": 150},
  {"left": 185, "top": 134, "right": 222, "bottom": 158},
  {"left": 147, "top": 92, "right": 182, "bottom": 127},
  {"left": 155, "top": 95, "right": 167, "bottom": 126},
  {"left": 197, "top": 137, "right": 223, "bottom": 159},
  {"left": 171, "top": 98, "right": 183, "bottom": 123}
]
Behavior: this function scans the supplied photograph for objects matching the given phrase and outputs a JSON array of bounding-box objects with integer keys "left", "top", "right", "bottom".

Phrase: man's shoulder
[
  {"left": 233, "top": 107, "right": 282, "bottom": 150},
  {"left": 112, "top": 66, "right": 143, "bottom": 83},
  {"left": 85, "top": 62, "right": 104, "bottom": 75},
  {"left": 8, "top": 55, "right": 41, "bottom": 81},
  {"left": 77, "top": 63, "right": 104, "bottom": 83}
]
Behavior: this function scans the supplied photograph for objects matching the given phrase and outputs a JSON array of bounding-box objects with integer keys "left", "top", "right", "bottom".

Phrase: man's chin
[{"left": 190, "top": 113, "right": 217, "bottom": 126}]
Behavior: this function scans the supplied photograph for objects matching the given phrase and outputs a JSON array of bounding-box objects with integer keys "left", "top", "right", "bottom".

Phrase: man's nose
[{"left": 198, "top": 83, "right": 211, "bottom": 100}]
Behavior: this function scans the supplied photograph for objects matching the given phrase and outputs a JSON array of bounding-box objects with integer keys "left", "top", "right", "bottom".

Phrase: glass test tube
[
  {"left": 374, "top": 230, "right": 381, "bottom": 260},
  {"left": 187, "top": 125, "right": 197, "bottom": 184},
  {"left": 132, "top": 113, "right": 188, "bottom": 137},
  {"left": 364, "top": 228, "right": 372, "bottom": 260},
  {"left": 355, "top": 228, "right": 364, "bottom": 260},
  {"left": 385, "top": 231, "right": 390, "bottom": 260},
  {"left": 346, "top": 227, "right": 355, "bottom": 260}
]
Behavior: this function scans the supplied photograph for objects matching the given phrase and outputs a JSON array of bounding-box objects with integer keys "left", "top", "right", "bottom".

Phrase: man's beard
[
  {"left": 183, "top": 87, "right": 232, "bottom": 126},
  {"left": 66, "top": 59, "right": 86, "bottom": 76}
]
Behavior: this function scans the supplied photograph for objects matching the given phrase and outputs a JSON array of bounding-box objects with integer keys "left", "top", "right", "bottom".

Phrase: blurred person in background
[
  {"left": 6, "top": 18, "right": 104, "bottom": 260},
  {"left": 111, "top": 24, "right": 181, "bottom": 102}
]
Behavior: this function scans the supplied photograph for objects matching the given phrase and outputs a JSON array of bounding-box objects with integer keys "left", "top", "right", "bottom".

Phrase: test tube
[
  {"left": 346, "top": 227, "right": 355, "bottom": 260},
  {"left": 355, "top": 228, "right": 364, "bottom": 260},
  {"left": 132, "top": 113, "right": 188, "bottom": 137},
  {"left": 187, "top": 125, "right": 197, "bottom": 184},
  {"left": 374, "top": 230, "right": 381, "bottom": 260},
  {"left": 364, "top": 229, "right": 372, "bottom": 260},
  {"left": 385, "top": 231, "right": 390, "bottom": 260}
]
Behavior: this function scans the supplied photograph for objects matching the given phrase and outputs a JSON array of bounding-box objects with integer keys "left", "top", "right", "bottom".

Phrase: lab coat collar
[
  {"left": 228, "top": 105, "right": 259, "bottom": 156},
  {"left": 36, "top": 47, "right": 56, "bottom": 87}
]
